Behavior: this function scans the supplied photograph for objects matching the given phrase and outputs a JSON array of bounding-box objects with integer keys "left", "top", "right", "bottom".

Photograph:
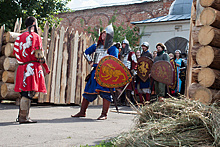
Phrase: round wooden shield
[
  {"left": 168, "top": 59, "right": 177, "bottom": 90},
  {"left": 137, "top": 56, "right": 153, "bottom": 82},
  {"left": 95, "top": 55, "right": 132, "bottom": 88},
  {"left": 151, "top": 60, "right": 173, "bottom": 85}
]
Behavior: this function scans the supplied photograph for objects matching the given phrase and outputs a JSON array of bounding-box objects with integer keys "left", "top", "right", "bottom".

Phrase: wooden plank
[
  {"left": 186, "top": 3, "right": 196, "bottom": 98},
  {"left": 45, "top": 25, "right": 56, "bottom": 103},
  {"left": 81, "top": 33, "right": 87, "bottom": 104},
  {"left": 60, "top": 29, "right": 69, "bottom": 104},
  {"left": 54, "top": 26, "right": 65, "bottom": 104},
  {"left": 42, "top": 21, "right": 49, "bottom": 57},
  {"left": 13, "top": 18, "right": 19, "bottom": 33},
  {"left": 0, "top": 25, "right": 5, "bottom": 55},
  {"left": 75, "top": 33, "right": 83, "bottom": 105},
  {"left": 50, "top": 31, "right": 59, "bottom": 103},
  {"left": 69, "top": 31, "right": 79, "bottom": 104},
  {"left": 18, "top": 18, "right": 22, "bottom": 33},
  {"left": 38, "top": 27, "right": 42, "bottom": 37},
  {"left": 66, "top": 29, "right": 75, "bottom": 104},
  {"left": 41, "top": 22, "right": 50, "bottom": 102}
]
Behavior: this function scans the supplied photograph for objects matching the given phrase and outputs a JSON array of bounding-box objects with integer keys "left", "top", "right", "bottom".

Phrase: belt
[{"left": 18, "top": 61, "right": 39, "bottom": 65}]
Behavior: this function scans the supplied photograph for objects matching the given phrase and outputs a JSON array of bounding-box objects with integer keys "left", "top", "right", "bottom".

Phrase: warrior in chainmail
[
  {"left": 119, "top": 38, "right": 137, "bottom": 105},
  {"left": 71, "top": 24, "right": 118, "bottom": 120}
]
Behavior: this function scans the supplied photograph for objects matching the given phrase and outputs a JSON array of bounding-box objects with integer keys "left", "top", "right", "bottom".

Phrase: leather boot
[
  {"left": 71, "top": 98, "right": 89, "bottom": 117},
  {"left": 97, "top": 98, "right": 111, "bottom": 120},
  {"left": 18, "top": 97, "right": 37, "bottom": 124}
]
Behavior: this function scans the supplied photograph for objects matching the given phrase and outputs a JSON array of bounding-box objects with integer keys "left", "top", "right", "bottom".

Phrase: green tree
[
  {"left": 84, "top": 14, "right": 143, "bottom": 49},
  {"left": 0, "top": 0, "right": 71, "bottom": 31}
]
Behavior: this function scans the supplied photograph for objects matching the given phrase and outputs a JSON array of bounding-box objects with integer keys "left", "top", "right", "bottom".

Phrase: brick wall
[{"left": 56, "top": 0, "right": 175, "bottom": 33}]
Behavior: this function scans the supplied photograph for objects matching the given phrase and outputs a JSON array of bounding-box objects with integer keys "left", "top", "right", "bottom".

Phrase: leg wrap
[{"left": 19, "top": 96, "right": 31, "bottom": 121}]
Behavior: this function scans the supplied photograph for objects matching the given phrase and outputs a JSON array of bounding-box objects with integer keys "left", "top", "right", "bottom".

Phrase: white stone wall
[{"left": 137, "top": 20, "right": 190, "bottom": 53}]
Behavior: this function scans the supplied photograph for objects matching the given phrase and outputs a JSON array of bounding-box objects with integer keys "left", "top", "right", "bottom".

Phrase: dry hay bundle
[{"left": 111, "top": 98, "right": 220, "bottom": 146}]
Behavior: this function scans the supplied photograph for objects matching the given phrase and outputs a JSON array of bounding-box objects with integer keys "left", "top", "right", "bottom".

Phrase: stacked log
[
  {"left": 0, "top": 28, "right": 20, "bottom": 101},
  {"left": 187, "top": 0, "right": 220, "bottom": 105}
]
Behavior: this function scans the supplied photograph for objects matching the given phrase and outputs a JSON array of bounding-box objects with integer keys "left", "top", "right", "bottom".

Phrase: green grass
[{"left": 80, "top": 140, "right": 114, "bottom": 147}]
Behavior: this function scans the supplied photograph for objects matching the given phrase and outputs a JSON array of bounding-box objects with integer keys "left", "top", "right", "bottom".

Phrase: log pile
[
  {"left": 187, "top": 0, "right": 220, "bottom": 105},
  {"left": 0, "top": 26, "right": 20, "bottom": 101}
]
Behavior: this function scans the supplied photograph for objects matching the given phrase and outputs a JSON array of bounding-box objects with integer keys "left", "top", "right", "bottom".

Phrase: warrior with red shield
[
  {"left": 14, "top": 16, "right": 50, "bottom": 124},
  {"left": 71, "top": 24, "right": 118, "bottom": 120}
]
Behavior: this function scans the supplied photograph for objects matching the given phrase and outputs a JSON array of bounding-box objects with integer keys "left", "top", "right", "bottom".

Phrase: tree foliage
[
  {"left": 84, "top": 13, "right": 143, "bottom": 49},
  {"left": 0, "top": 0, "right": 71, "bottom": 31}
]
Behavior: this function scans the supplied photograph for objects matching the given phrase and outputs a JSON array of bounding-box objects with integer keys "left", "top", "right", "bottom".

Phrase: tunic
[{"left": 13, "top": 32, "right": 50, "bottom": 93}]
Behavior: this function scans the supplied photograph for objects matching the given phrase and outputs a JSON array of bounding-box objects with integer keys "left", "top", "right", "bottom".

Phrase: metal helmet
[
  {"left": 141, "top": 42, "right": 149, "bottom": 48},
  {"left": 103, "top": 23, "right": 114, "bottom": 49},
  {"left": 122, "top": 38, "right": 129, "bottom": 45},
  {"left": 120, "top": 37, "right": 131, "bottom": 57}
]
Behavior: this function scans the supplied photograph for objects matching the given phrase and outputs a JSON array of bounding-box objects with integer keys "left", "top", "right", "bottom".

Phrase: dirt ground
[{"left": 0, "top": 102, "right": 136, "bottom": 147}]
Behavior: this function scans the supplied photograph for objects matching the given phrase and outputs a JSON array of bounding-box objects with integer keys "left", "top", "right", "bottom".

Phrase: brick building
[
  {"left": 57, "top": 0, "right": 175, "bottom": 33},
  {"left": 132, "top": 0, "right": 192, "bottom": 53}
]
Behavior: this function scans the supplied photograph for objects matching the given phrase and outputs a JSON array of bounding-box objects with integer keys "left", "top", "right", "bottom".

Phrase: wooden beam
[
  {"left": 186, "top": 3, "right": 196, "bottom": 98},
  {"left": 75, "top": 33, "right": 83, "bottom": 105},
  {"left": 60, "top": 28, "right": 69, "bottom": 104},
  {"left": 45, "top": 25, "right": 56, "bottom": 103},
  {"left": 54, "top": 26, "right": 65, "bottom": 104},
  {"left": 66, "top": 29, "right": 75, "bottom": 104},
  {"left": 69, "top": 31, "right": 79, "bottom": 104},
  {"left": 50, "top": 30, "right": 59, "bottom": 103}
]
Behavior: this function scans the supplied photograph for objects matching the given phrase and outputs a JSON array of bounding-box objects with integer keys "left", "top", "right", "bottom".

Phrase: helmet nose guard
[{"left": 104, "top": 23, "right": 114, "bottom": 49}]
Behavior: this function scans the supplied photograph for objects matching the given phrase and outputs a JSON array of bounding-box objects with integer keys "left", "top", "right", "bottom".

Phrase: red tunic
[{"left": 13, "top": 32, "right": 50, "bottom": 93}]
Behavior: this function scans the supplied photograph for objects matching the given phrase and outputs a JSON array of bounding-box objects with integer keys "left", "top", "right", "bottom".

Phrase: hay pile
[{"left": 111, "top": 97, "right": 220, "bottom": 146}]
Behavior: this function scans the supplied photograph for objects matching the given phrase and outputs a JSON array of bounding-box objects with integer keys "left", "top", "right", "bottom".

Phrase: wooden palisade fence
[
  {"left": 186, "top": 0, "right": 220, "bottom": 104},
  {"left": 0, "top": 19, "right": 103, "bottom": 105}
]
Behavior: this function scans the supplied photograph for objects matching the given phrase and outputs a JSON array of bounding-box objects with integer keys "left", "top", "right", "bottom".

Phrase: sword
[{"left": 116, "top": 75, "right": 134, "bottom": 100}]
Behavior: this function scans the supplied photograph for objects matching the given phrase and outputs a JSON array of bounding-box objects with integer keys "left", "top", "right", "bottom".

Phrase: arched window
[{"left": 165, "top": 37, "right": 188, "bottom": 54}]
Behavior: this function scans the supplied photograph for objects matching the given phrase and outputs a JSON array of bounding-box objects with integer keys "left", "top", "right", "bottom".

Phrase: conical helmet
[{"left": 103, "top": 23, "right": 114, "bottom": 49}]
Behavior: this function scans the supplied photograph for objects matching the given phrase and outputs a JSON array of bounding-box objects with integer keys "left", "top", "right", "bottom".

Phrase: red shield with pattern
[
  {"left": 95, "top": 55, "right": 132, "bottom": 88},
  {"left": 137, "top": 57, "right": 153, "bottom": 82},
  {"left": 151, "top": 61, "right": 173, "bottom": 85},
  {"left": 168, "top": 59, "right": 177, "bottom": 90}
]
